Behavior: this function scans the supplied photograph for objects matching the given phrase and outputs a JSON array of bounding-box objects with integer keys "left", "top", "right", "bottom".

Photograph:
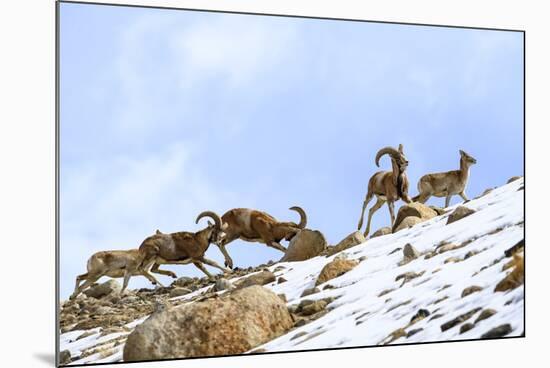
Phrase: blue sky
[{"left": 59, "top": 3, "right": 523, "bottom": 299}]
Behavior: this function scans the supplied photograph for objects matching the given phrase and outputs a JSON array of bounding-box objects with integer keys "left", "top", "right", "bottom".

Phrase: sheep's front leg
[
  {"left": 459, "top": 191, "right": 469, "bottom": 202},
  {"left": 200, "top": 257, "right": 233, "bottom": 274},
  {"left": 268, "top": 241, "right": 287, "bottom": 253},
  {"left": 216, "top": 244, "right": 234, "bottom": 269}
]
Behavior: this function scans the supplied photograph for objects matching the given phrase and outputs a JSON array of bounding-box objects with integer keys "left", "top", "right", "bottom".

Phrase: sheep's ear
[
  {"left": 459, "top": 149, "right": 465, "bottom": 156},
  {"left": 156, "top": 229, "right": 162, "bottom": 234},
  {"left": 398, "top": 144, "right": 404, "bottom": 154},
  {"left": 208, "top": 220, "right": 213, "bottom": 227}
]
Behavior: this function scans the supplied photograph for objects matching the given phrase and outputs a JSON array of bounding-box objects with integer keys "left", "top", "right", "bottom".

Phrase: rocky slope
[{"left": 59, "top": 177, "right": 524, "bottom": 365}]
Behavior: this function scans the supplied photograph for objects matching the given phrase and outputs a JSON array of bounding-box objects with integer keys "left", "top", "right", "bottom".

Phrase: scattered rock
[
  {"left": 394, "top": 216, "right": 424, "bottom": 233},
  {"left": 328, "top": 231, "right": 366, "bottom": 256},
  {"left": 277, "top": 277, "right": 287, "bottom": 284},
  {"left": 436, "top": 242, "right": 464, "bottom": 254},
  {"left": 440, "top": 308, "right": 482, "bottom": 331},
  {"left": 431, "top": 296, "right": 449, "bottom": 305},
  {"left": 480, "top": 324, "right": 512, "bottom": 339},
  {"left": 301, "top": 300, "right": 328, "bottom": 316},
  {"left": 323, "top": 284, "right": 336, "bottom": 290},
  {"left": 475, "top": 309, "right": 497, "bottom": 324},
  {"left": 462, "top": 286, "right": 483, "bottom": 298},
  {"left": 393, "top": 202, "right": 438, "bottom": 232},
  {"left": 378, "top": 288, "right": 395, "bottom": 297},
  {"left": 301, "top": 287, "right": 320, "bottom": 297},
  {"left": 76, "top": 330, "right": 96, "bottom": 341},
  {"left": 171, "top": 276, "right": 193, "bottom": 288},
  {"left": 460, "top": 323, "right": 475, "bottom": 334},
  {"left": 370, "top": 227, "right": 392, "bottom": 239},
  {"left": 429, "top": 313, "right": 444, "bottom": 321},
  {"left": 386, "top": 299, "right": 412, "bottom": 313},
  {"left": 463, "top": 250, "right": 480, "bottom": 260},
  {"left": 59, "top": 350, "right": 71, "bottom": 365},
  {"left": 236, "top": 270, "right": 276, "bottom": 289},
  {"left": 315, "top": 258, "right": 358, "bottom": 286},
  {"left": 403, "top": 243, "right": 420, "bottom": 260},
  {"left": 281, "top": 229, "right": 327, "bottom": 262},
  {"left": 444, "top": 256, "right": 462, "bottom": 264},
  {"left": 446, "top": 206, "right": 476, "bottom": 225},
  {"left": 410, "top": 309, "right": 430, "bottom": 324},
  {"left": 169, "top": 287, "right": 192, "bottom": 298},
  {"left": 213, "top": 278, "right": 235, "bottom": 292},
  {"left": 389, "top": 247, "right": 402, "bottom": 255},
  {"left": 83, "top": 280, "right": 121, "bottom": 299},
  {"left": 123, "top": 286, "right": 293, "bottom": 361},
  {"left": 407, "top": 328, "right": 423, "bottom": 338},
  {"left": 383, "top": 328, "right": 406, "bottom": 344},
  {"left": 395, "top": 271, "right": 425, "bottom": 286},
  {"left": 290, "top": 331, "right": 308, "bottom": 341},
  {"left": 507, "top": 176, "right": 522, "bottom": 184}
]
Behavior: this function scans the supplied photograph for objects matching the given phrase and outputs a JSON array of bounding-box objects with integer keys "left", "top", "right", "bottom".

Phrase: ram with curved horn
[
  {"left": 123, "top": 211, "right": 230, "bottom": 291},
  {"left": 216, "top": 206, "right": 308, "bottom": 269},
  {"left": 357, "top": 144, "right": 412, "bottom": 237}
]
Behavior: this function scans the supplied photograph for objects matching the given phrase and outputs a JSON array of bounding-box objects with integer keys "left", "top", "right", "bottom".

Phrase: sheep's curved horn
[
  {"left": 375, "top": 146, "right": 401, "bottom": 167},
  {"left": 195, "top": 211, "right": 222, "bottom": 230},
  {"left": 289, "top": 206, "right": 307, "bottom": 229}
]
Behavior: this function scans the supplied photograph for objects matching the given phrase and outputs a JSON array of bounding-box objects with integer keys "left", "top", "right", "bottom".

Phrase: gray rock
[
  {"left": 281, "top": 229, "right": 327, "bottom": 262},
  {"left": 328, "top": 231, "right": 366, "bottom": 256},
  {"left": 213, "top": 278, "right": 235, "bottom": 292},
  {"left": 370, "top": 227, "right": 392, "bottom": 239},
  {"left": 236, "top": 270, "right": 276, "bottom": 289},
  {"left": 461, "top": 285, "right": 483, "bottom": 298},
  {"left": 480, "top": 324, "right": 512, "bottom": 339},
  {"left": 83, "top": 280, "right": 121, "bottom": 299},
  {"left": 447, "top": 206, "right": 476, "bottom": 225},
  {"left": 300, "top": 287, "right": 320, "bottom": 297},
  {"left": 169, "top": 287, "right": 192, "bottom": 298},
  {"left": 507, "top": 176, "right": 522, "bottom": 184},
  {"left": 59, "top": 350, "right": 71, "bottom": 365},
  {"left": 460, "top": 323, "right": 475, "bottom": 334},
  {"left": 475, "top": 309, "right": 497, "bottom": 324},
  {"left": 403, "top": 243, "right": 420, "bottom": 260}
]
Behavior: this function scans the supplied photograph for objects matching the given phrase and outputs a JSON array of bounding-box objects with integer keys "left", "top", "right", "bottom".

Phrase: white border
[{"left": 1, "top": 1, "right": 548, "bottom": 367}]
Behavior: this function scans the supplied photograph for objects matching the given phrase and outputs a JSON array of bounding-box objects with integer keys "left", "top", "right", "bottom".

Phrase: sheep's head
[
  {"left": 376, "top": 144, "right": 409, "bottom": 171},
  {"left": 195, "top": 211, "right": 227, "bottom": 245},
  {"left": 460, "top": 149, "right": 477, "bottom": 165}
]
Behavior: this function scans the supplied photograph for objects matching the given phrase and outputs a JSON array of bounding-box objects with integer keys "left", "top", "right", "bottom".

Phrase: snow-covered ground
[{"left": 60, "top": 178, "right": 524, "bottom": 364}]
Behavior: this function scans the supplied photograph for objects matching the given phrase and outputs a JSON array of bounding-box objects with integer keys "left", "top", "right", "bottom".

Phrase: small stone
[
  {"left": 475, "top": 309, "right": 497, "bottom": 324},
  {"left": 461, "top": 286, "right": 483, "bottom": 298},
  {"left": 447, "top": 206, "right": 476, "bottom": 225},
  {"left": 294, "top": 319, "right": 307, "bottom": 328},
  {"left": 277, "top": 277, "right": 287, "bottom": 284},
  {"left": 169, "top": 287, "right": 192, "bottom": 298},
  {"left": 460, "top": 323, "right": 475, "bottom": 334},
  {"left": 407, "top": 328, "right": 423, "bottom": 338},
  {"left": 301, "top": 300, "right": 328, "bottom": 316},
  {"left": 322, "top": 284, "right": 336, "bottom": 290},
  {"left": 236, "top": 270, "right": 276, "bottom": 289},
  {"left": 440, "top": 308, "right": 482, "bottom": 331},
  {"left": 403, "top": 243, "right": 420, "bottom": 260},
  {"left": 315, "top": 258, "right": 358, "bottom": 286},
  {"left": 83, "top": 280, "right": 121, "bottom": 299},
  {"left": 59, "top": 350, "right": 71, "bottom": 365},
  {"left": 290, "top": 331, "right": 308, "bottom": 341},
  {"left": 213, "top": 278, "right": 234, "bottom": 292},
  {"left": 480, "top": 324, "right": 512, "bottom": 339},
  {"left": 410, "top": 309, "right": 430, "bottom": 324},
  {"left": 507, "top": 176, "right": 522, "bottom": 184},
  {"left": 371, "top": 227, "right": 392, "bottom": 238},
  {"left": 389, "top": 247, "right": 402, "bottom": 255},
  {"left": 444, "top": 257, "right": 462, "bottom": 264},
  {"left": 171, "top": 276, "right": 193, "bottom": 288},
  {"left": 301, "top": 287, "right": 320, "bottom": 297}
]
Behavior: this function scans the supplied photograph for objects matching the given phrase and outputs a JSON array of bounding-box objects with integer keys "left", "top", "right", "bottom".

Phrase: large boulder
[
  {"left": 315, "top": 258, "right": 359, "bottom": 286},
  {"left": 123, "top": 286, "right": 293, "bottom": 361},
  {"left": 280, "top": 229, "right": 327, "bottom": 262},
  {"left": 327, "top": 231, "right": 365, "bottom": 256},
  {"left": 394, "top": 216, "right": 423, "bottom": 232},
  {"left": 83, "top": 280, "right": 121, "bottom": 299},
  {"left": 392, "top": 203, "right": 438, "bottom": 232}
]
